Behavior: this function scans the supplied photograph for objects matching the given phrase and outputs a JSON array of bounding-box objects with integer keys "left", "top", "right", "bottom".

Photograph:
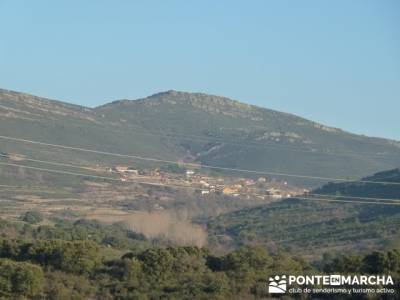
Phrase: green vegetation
[
  {"left": 159, "top": 163, "right": 187, "bottom": 174},
  {"left": 0, "top": 166, "right": 399, "bottom": 298},
  {"left": 0, "top": 238, "right": 303, "bottom": 299},
  {"left": 208, "top": 168, "right": 400, "bottom": 255},
  {"left": 320, "top": 249, "right": 400, "bottom": 275},
  {"left": 21, "top": 211, "right": 44, "bottom": 224},
  {"left": 0, "top": 258, "right": 44, "bottom": 299},
  {"left": 1, "top": 89, "right": 400, "bottom": 187},
  {"left": 314, "top": 168, "right": 400, "bottom": 199},
  {"left": 1, "top": 217, "right": 309, "bottom": 299},
  {"left": 1, "top": 89, "right": 400, "bottom": 298},
  {"left": 0, "top": 218, "right": 148, "bottom": 253},
  {"left": 0, "top": 239, "right": 101, "bottom": 275},
  {"left": 0, "top": 224, "right": 399, "bottom": 299}
]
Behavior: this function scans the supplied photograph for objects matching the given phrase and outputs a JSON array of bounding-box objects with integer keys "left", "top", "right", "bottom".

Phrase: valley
[{"left": 0, "top": 88, "right": 399, "bottom": 299}]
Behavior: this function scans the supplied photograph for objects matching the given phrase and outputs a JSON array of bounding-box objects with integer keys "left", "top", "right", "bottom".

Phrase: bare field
[{"left": 0, "top": 178, "right": 277, "bottom": 246}]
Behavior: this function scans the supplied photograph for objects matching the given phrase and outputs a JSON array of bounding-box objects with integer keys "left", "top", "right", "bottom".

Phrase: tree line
[{"left": 0, "top": 238, "right": 399, "bottom": 299}]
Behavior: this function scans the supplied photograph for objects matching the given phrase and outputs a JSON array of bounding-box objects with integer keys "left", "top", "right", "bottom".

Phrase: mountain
[
  {"left": 207, "top": 168, "right": 400, "bottom": 256},
  {"left": 1, "top": 88, "right": 400, "bottom": 186},
  {"left": 313, "top": 168, "right": 400, "bottom": 199}
]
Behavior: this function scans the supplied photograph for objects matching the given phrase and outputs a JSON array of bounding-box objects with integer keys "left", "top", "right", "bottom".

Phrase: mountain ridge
[
  {"left": 1, "top": 87, "right": 400, "bottom": 186},
  {"left": 2, "top": 87, "right": 399, "bottom": 143},
  {"left": 97, "top": 90, "right": 346, "bottom": 134}
]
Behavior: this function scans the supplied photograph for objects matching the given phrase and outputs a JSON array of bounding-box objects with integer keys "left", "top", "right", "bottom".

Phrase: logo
[
  {"left": 329, "top": 275, "right": 341, "bottom": 285},
  {"left": 269, "top": 275, "right": 287, "bottom": 294},
  {"left": 267, "top": 274, "right": 394, "bottom": 295}
]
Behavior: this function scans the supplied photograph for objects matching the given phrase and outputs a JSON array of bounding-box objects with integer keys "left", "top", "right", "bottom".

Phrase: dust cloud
[{"left": 122, "top": 211, "right": 207, "bottom": 247}]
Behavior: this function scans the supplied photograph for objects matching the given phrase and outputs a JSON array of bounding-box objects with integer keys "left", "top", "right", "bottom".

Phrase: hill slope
[
  {"left": 207, "top": 168, "right": 400, "bottom": 256},
  {"left": 0, "top": 88, "right": 400, "bottom": 186}
]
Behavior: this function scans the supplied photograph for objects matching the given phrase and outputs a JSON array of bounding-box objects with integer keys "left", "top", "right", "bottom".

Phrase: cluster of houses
[
  {"left": 108, "top": 165, "right": 140, "bottom": 175},
  {"left": 185, "top": 169, "right": 304, "bottom": 199},
  {"left": 107, "top": 164, "right": 305, "bottom": 200}
]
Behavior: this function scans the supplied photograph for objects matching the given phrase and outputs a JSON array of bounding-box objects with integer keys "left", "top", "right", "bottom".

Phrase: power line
[
  {"left": 1, "top": 134, "right": 400, "bottom": 186},
  {"left": 0, "top": 161, "right": 198, "bottom": 190},
  {"left": 0, "top": 184, "right": 46, "bottom": 189},
  {"left": 0, "top": 162, "right": 121, "bottom": 182},
  {"left": 0, "top": 184, "right": 76, "bottom": 191},
  {"left": 35, "top": 107, "right": 400, "bottom": 158},
  {"left": 284, "top": 196, "right": 400, "bottom": 206},
  {"left": 1, "top": 161, "right": 400, "bottom": 206},
  {"left": 276, "top": 221, "right": 400, "bottom": 245},
  {"left": 0, "top": 184, "right": 29, "bottom": 188},
  {"left": 2, "top": 102, "right": 398, "bottom": 158},
  {"left": 305, "top": 193, "right": 400, "bottom": 202},
  {"left": 0, "top": 153, "right": 203, "bottom": 188},
  {"left": 0, "top": 153, "right": 106, "bottom": 173},
  {"left": 240, "top": 185, "right": 400, "bottom": 202},
  {"left": 2, "top": 152, "right": 400, "bottom": 203},
  {"left": 96, "top": 123, "right": 393, "bottom": 158}
]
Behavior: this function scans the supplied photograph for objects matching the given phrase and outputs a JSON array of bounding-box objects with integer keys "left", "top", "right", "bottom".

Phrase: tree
[
  {"left": 362, "top": 251, "right": 391, "bottom": 274},
  {"left": 21, "top": 240, "right": 101, "bottom": 274},
  {"left": 22, "top": 211, "right": 44, "bottom": 224},
  {"left": 0, "top": 258, "right": 44, "bottom": 299}
]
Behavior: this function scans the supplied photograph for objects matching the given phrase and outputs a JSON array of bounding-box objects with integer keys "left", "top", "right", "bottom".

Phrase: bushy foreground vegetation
[
  {"left": 1, "top": 166, "right": 399, "bottom": 299},
  {"left": 0, "top": 238, "right": 301, "bottom": 299},
  {"left": 0, "top": 218, "right": 399, "bottom": 299},
  {"left": 1, "top": 238, "right": 398, "bottom": 299}
]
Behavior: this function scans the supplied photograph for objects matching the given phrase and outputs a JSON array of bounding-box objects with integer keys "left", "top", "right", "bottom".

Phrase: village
[
  {"left": 1, "top": 151, "right": 308, "bottom": 204},
  {"left": 107, "top": 163, "right": 308, "bottom": 201}
]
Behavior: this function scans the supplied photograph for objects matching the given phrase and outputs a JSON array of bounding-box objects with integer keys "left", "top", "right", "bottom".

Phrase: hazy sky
[{"left": 1, "top": 0, "right": 399, "bottom": 140}]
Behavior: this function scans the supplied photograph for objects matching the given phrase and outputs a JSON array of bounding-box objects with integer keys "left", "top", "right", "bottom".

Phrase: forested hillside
[
  {"left": 0, "top": 217, "right": 399, "bottom": 299},
  {"left": 207, "top": 168, "right": 400, "bottom": 256},
  {"left": 1, "top": 88, "right": 400, "bottom": 186}
]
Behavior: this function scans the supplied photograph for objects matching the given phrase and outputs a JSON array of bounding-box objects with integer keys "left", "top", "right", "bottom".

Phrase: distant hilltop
[{"left": 1, "top": 88, "right": 400, "bottom": 186}]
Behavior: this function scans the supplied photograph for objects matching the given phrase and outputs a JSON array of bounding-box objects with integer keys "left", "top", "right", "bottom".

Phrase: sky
[{"left": 0, "top": 0, "right": 399, "bottom": 140}]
